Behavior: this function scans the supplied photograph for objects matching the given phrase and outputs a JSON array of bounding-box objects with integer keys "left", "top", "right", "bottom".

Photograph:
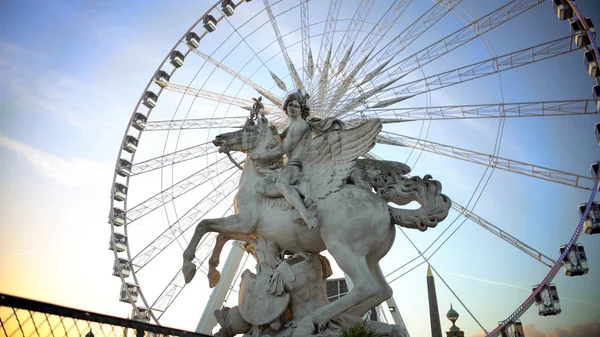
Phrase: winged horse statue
[{"left": 182, "top": 113, "right": 451, "bottom": 335}]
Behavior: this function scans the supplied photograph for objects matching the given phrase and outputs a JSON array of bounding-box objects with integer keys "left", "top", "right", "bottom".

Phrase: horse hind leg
[
  {"left": 302, "top": 248, "right": 380, "bottom": 333},
  {"left": 345, "top": 229, "right": 395, "bottom": 318},
  {"left": 344, "top": 264, "right": 392, "bottom": 318}
]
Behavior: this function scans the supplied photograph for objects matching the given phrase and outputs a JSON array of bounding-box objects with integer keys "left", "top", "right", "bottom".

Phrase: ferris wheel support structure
[{"left": 196, "top": 242, "right": 246, "bottom": 334}]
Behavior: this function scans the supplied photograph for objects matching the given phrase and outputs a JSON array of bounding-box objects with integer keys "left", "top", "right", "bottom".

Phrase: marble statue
[{"left": 182, "top": 91, "right": 451, "bottom": 336}]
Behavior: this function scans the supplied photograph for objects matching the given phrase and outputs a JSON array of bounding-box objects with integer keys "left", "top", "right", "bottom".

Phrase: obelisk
[{"left": 427, "top": 265, "right": 442, "bottom": 337}]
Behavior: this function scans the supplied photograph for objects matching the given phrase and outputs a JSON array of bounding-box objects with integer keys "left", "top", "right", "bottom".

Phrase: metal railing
[{"left": 0, "top": 294, "right": 210, "bottom": 337}]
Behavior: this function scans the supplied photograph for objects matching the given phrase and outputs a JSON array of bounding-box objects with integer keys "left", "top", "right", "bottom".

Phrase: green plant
[{"left": 339, "top": 320, "right": 383, "bottom": 337}]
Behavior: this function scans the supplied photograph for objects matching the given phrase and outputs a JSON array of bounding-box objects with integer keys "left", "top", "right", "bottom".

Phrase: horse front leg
[
  {"left": 207, "top": 233, "right": 254, "bottom": 288},
  {"left": 182, "top": 214, "right": 255, "bottom": 284}
]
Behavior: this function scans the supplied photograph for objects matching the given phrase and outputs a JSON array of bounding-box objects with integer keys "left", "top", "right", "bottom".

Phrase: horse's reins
[{"left": 226, "top": 152, "right": 244, "bottom": 171}]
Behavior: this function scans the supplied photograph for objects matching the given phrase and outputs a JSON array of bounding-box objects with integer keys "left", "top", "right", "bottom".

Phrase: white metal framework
[{"left": 108, "top": 0, "right": 600, "bottom": 335}]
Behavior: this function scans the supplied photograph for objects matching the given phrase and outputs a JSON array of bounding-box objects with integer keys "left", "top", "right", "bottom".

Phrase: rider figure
[
  {"left": 249, "top": 96, "right": 263, "bottom": 123},
  {"left": 250, "top": 90, "right": 319, "bottom": 230}
]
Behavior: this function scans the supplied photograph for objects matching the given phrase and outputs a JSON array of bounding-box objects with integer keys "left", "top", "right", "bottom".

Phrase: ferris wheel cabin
[
  {"left": 584, "top": 50, "right": 599, "bottom": 78},
  {"left": 108, "top": 233, "right": 127, "bottom": 253},
  {"left": 559, "top": 244, "right": 588, "bottom": 276},
  {"left": 110, "top": 207, "right": 126, "bottom": 227},
  {"left": 117, "top": 158, "right": 132, "bottom": 177},
  {"left": 532, "top": 284, "right": 561, "bottom": 316},
  {"left": 593, "top": 85, "right": 600, "bottom": 112},
  {"left": 154, "top": 70, "right": 171, "bottom": 88},
  {"left": 186, "top": 32, "right": 200, "bottom": 49},
  {"left": 221, "top": 0, "right": 236, "bottom": 16},
  {"left": 552, "top": 0, "right": 573, "bottom": 21},
  {"left": 500, "top": 320, "right": 525, "bottom": 337},
  {"left": 579, "top": 201, "right": 600, "bottom": 234},
  {"left": 570, "top": 17, "right": 596, "bottom": 48},
  {"left": 132, "top": 307, "right": 151, "bottom": 322},
  {"left": 131, "top": 113, "right": 147, "bottom": 131},
  {"left": 113, "top": 183, "right": 128, "bottom": 202},
  {"left": 113, "top": 257, "right": 131, "bottom": 278},
  {"left": 203, "top": 15, "right": 217, "bottom": 32},
  {"left": 123, "top": 135, "right": 139, "bottom": 153},
  {"left": 120, "top": 283, "right": 139, "bottom": 303},
  {"left": 170, "top": 50, "right": 185, "bottom": 68},
  {"left": 142, "top": 91, "right": 158, "bottom": 109}
]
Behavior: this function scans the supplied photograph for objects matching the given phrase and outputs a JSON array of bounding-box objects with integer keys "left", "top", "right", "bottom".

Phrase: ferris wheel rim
[
  {"left": 107, "top": 0, "right": 600, "bottom": 335},
  {"left": 108, "top": 0, "right": 251, "bottom": 325}
]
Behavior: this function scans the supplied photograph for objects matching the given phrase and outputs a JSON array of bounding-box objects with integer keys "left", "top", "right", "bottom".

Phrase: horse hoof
[
  {"left": 208, "top": 270, "right": 221, "bottom": 288},
  {"left": 292, "top": 319, "right": 316, "bottom": 337},
  {"left": 183, "top": 262, "right": 197, "bottom": 284}
]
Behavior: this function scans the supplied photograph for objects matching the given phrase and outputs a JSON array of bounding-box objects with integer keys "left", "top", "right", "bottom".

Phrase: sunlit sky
[{"left": 1, "top": 1, "right": 600, "bottom": 337}]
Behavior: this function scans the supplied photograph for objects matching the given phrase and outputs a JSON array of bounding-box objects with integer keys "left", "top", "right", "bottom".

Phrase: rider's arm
[{"left": 280, "top": 127, "right": 288, "bottom": 140}]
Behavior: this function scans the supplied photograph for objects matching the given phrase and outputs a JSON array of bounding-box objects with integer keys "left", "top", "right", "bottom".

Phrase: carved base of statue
[{"left": 213, "top": 238, "right": 407, "bottom": 337}]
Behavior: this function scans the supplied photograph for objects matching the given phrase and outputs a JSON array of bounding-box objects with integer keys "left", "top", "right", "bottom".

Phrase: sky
[{"left": 1, "top": 0, "right": 600, "bottom": 336}]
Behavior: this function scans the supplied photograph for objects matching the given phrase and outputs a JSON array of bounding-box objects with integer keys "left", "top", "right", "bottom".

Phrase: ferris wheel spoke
[
  {"left": 372, "top": 35, "right": 578, "bottom": 101},
  {"left": 126, "top": 156, "right": 239, "bottom": 224},
  {"left": 315, "top": 0, "right": 341, "bottom": 74},
  {"left": 300, "top": 0, "right": 313, "bottom": 87},
  {"left": 322, "top": 52, "right": 374, "bottom": 113},
  {"left": 370, "top": 0, "right": 546, "bottom": 87},
  {"left": 161, "top": 82, "right": 280, "bottom": 114},
  {"left": 131, "top": 169, "right": 241, "bottom": 270},
  {"left": 342, "top": 99, "right": 599, "bottom": 123},
  {"left": 192, "top": 49, "right": 283, "bottom": 107},
  {"left": 328, "top": 77, "right": 402, "bottom": 116},
  {"left": 314, "top": 47, "right": 333, "bottom": 111},
  {"left": 377, "top": 131, "right": 594, "bottom": 190},
  {"left": 363, "top": 0, "right": 463, "bottom": 76},
  {"left": 346, "top": 0, "right": 412, "bottom": 77},
  {"left": 333, "top": 0, "right": 375, "bottom": 76},
  {"left": 312, "top": 0, "right": 377, "bottom": 113},
  {"left": 264, "top": 0, "right": 305, "bottom": 92},
  {"left": 150, "top": 214, "right": 231, "bottom": 319},
  {"left": 143, "top": 116, "right": 248, "bottom": 131},
  {"left": 149, "top": 270, "right": 186, "bottom": 318},
  {"left": 130, "top": 142, "right": 217, "bottom": 176},
  {"left": 148, "top": 232, "right": 219, "bottom": 319},
  {"left": 451, "top": 201, "right": 555, "bottom": 267}
]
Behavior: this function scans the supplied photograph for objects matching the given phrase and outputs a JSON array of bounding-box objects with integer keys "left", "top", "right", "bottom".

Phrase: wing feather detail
[{"left": 302, "top": 119, "right": 382, "bottom": 203}]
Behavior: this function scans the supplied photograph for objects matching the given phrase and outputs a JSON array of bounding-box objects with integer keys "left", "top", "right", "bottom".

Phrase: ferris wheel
[{"left": 108, "top": 0, "right": 600, "bottom": 336}]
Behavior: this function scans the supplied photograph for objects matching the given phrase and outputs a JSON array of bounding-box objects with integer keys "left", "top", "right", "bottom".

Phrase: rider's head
[{"left": 283, "top": 90, "right": 310, "bottom": 120}]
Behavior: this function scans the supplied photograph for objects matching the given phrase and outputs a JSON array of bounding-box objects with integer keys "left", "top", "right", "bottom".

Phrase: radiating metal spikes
[{"left": 270, "top": 71, "right": 287, "bottom": 91}]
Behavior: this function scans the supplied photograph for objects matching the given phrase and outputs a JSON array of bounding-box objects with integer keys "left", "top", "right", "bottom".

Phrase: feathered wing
[{"left": 301, "top": 119, "right": 382, "bottom": 203}]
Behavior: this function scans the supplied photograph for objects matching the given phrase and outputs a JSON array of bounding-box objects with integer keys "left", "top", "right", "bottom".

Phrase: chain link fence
[{"left": 0, "top": 293, "right": 210, "bottom": 337}]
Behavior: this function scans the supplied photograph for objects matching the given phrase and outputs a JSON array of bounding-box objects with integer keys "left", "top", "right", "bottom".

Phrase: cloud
[
  {"left": 0, "top": 135, "right": 112, "bottom": 186},
  {"left": 468, "top": 320, "right": 600, "bottom": 337},
  {"left": 6, "top": 66, "right": 114, "bottom": 131},
  {"left": 441, "top": 271, "right": 600, "bottom": 308},
  {"left": 441, "top": 270, "right": 530, "bottom": 291},
  {"left": 0, "top": 39, "right": 130, "bottom": 133}
]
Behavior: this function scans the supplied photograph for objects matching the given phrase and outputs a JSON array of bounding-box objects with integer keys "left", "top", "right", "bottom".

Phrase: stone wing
[{"left": 302, "top": 119, "right": 382, "bottom": 203}]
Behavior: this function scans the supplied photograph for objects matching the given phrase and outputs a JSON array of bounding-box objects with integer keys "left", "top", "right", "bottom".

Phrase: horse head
[{"left": 213, "top": 115, "right": 283, "bottom": 168}]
